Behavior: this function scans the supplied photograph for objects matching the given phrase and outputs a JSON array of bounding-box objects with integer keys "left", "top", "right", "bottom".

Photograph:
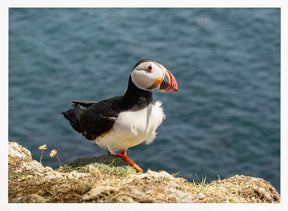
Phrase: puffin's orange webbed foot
[{"left": 115, "top": 151, "right": 143, "bottom": 173}]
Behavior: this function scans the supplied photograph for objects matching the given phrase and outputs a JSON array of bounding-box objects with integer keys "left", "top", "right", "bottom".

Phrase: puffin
[{"left": 62, "top": 59, "right": 178, "bottom": 172}]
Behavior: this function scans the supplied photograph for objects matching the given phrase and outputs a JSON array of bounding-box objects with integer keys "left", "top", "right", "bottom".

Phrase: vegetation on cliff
[{"left": 8, "top": 141, "right": 280, "bottom": 203}]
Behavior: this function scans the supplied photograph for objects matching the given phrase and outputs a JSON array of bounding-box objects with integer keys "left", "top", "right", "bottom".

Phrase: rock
[
  {"left": 19, "top": 160, "right": 45, "bottom": 174},
  {"left": 132, "top": 169, "right": 174, "bottom": 180},
  {"left": 9, "top": 197, "right": 25, "bottom": 203},
  {"left": 10, "top": 194, "right": 49, "bottom": 203},
  {"left": 205, "top": 175, "right": 280, "bottom": 203},
  {"left": 227, "top": 175, "right": 280, "bottom": 203},
  {"left": 167, "top": 188, "right": 196, "bottom": 202},
  {"left": 82, "top": 186, "right": 119, "bottom": 202},
  {"left": 8, "top": 142, "right": 32, "bottom": 161}
]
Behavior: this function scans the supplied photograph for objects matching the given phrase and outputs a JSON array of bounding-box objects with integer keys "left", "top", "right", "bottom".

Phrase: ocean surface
[{"left": 9, "top": 8, "right": 280, "bottom": 191}]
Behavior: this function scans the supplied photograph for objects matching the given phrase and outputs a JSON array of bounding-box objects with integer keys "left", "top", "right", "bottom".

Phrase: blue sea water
[{"left": 9, "top": 8, "right": 280, "bottom": 192}]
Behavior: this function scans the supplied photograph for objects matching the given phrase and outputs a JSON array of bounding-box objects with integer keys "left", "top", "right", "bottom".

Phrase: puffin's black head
[{"left": 130, "top": 59, "right": 178, "bottom": 92}]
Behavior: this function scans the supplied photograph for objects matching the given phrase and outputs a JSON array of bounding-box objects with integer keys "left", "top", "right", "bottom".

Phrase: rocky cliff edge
[{"left": 8, "top": 141, "right": 280, "bottom": 203}]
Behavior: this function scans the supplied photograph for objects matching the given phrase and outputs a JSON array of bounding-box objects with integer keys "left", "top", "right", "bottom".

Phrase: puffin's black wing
[
  {"left": 72, "top": 100, "right": 98, "bottom": 108},
  {"left": 62, "top": 96, "right": 123, "bottom": 140},
  {"left": 78, "top": 96, "right": 122, "bottom": 139}
]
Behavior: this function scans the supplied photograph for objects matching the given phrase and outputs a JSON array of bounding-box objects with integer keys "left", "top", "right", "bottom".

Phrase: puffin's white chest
[{"left": 94, "top": 101, "right": 165, "bottom": 153}]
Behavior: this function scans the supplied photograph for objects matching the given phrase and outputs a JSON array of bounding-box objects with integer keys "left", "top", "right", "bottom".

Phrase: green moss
[
  {"left": 59, "top": 155, "right": 141, "bottom": 176},
  {"left": 64, "top": 154, "right": 129, "bottom": 167}
]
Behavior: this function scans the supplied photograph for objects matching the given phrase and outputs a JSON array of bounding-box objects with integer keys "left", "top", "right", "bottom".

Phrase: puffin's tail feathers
[{"left": 62, "top": 108, "right": 83, "bottom": 134}]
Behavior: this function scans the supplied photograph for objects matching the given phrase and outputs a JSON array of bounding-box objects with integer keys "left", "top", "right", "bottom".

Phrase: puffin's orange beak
[{"left": 159, "top": 69, "right": 178, "bottom": 92}]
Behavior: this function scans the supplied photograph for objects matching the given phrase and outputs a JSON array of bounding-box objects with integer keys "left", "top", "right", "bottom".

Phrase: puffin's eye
[{"left": 146, "top": 65, "right": 152, "bottom": 73}]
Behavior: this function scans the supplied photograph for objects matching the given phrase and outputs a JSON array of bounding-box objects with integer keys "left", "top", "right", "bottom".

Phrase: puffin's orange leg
[{"left": 115, "top": 151, "right": 143, "bottom": 173}]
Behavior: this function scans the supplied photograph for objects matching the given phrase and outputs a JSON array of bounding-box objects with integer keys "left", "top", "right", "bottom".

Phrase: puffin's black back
[{"left": 62, "top": 77, "right": 153, "bottom": 141}]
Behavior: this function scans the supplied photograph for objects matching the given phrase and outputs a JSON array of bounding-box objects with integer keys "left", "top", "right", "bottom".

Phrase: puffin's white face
[{"left": 131, "top": 60, "right": 178, "bottom": 92}]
